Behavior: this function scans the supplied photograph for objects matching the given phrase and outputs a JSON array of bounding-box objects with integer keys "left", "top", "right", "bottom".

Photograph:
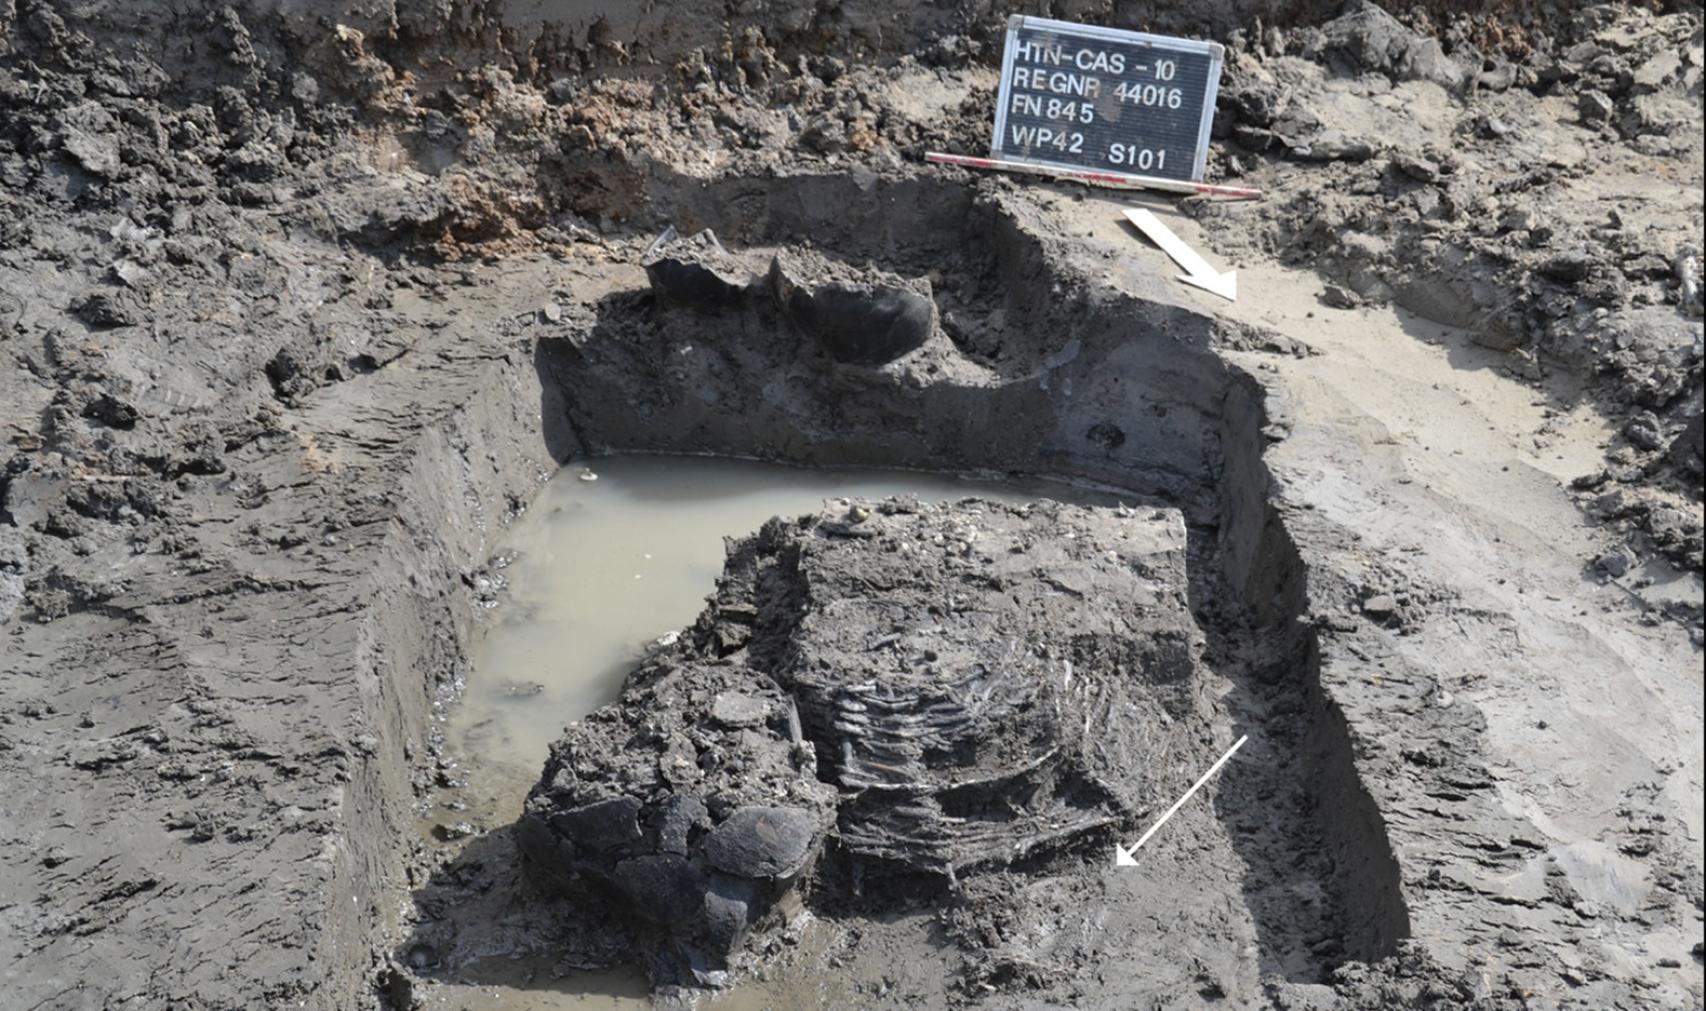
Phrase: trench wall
[
  {"left": 1217, "top": 369, "right": 1411, "bottom": 962},
  {"left": 12, "top": 0, "right": 1359, "bottom": 78},
  {"left": 539, "top": 174, "right": 1228, "bottom": 506},
  {"left": 315, "top": 348, "right": 570, "bottom": 1003}
]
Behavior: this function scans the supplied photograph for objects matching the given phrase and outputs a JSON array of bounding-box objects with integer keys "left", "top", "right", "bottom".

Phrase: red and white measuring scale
[{"left": 925, "top": 151, "right": 1262, "bottom": 200}]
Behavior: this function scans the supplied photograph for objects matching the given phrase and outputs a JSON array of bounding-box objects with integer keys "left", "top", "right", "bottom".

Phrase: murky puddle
[{"left": 424, "top": 455, "right": 1100, "bottom": 1009}]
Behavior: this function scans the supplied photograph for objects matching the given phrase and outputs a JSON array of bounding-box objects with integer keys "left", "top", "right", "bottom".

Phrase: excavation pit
[
  {"left": 7, "top": 5, "right": 1700, "bottom": 1009},
  {"left": 398, "top": 172, "right": 1403, "bottom": 1008}
]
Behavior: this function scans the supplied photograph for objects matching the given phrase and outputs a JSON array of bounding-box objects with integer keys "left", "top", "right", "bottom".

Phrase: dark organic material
[
  {"left": 641, "top": 228, "right": 938, "bottom": 366},
  {"left": 765, "top": 248, "right": 939, "bottom": 366},
  {"left": 520, "top": 498, "right": 1214, "bottom": 976},
  {"left": 517, "top": 662, "right": 836, "bottom": 980},
  {"left": 641, "top": 227, "right": 757, "bottom": 310},
  {"left": 701, "top": 807, "right": 819, "bottom": 879},
  {"left": 779, "top": 278, "right": 935, "bottom": 365}
]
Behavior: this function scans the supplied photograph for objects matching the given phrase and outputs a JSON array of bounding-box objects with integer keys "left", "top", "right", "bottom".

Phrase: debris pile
[
  {"left": 518, "top": 661, "right": 835, "bottom": 985},
  {"left": 520, "top": 497, "right": 1213, "bottom": 976}
]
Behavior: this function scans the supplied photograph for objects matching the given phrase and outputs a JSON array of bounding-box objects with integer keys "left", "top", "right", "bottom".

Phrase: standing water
[
  {"left": 448, "top": 456, "right": 1081, "bottom": 813},
  {"left": 421, "top": 455, "right": 1094, "bottom": 1010}
]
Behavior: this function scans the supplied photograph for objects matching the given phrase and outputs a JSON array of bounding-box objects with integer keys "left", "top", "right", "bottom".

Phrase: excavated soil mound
[{"left": 519, "top": 498, "right": 1215, "bottom": 983}]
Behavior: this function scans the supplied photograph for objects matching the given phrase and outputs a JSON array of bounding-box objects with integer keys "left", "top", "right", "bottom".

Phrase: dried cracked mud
[{"left": 1, "top": 2, "right": 1701, "bottom": 1010}]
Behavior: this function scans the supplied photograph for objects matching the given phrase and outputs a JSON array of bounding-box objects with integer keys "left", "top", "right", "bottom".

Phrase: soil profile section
[
  {"left": 1218, "top": 371, "right": 1412, "bottom": 961},
  {"left": 538, "top": 175, "right": 1227, "bottom": 504}
]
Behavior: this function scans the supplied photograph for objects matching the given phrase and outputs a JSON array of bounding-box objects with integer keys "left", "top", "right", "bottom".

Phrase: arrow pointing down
[
  {"left": 1122, "top": 208, "right": 1237, "bottom": 302},
  {"left": 1114, "top": 734, "right": 1247, "bottom": 867}
]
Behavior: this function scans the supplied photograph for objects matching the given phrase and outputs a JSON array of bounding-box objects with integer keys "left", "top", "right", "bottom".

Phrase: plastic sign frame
[{"left": 990, "top": 15, "right": 1225, "bottom": 184}]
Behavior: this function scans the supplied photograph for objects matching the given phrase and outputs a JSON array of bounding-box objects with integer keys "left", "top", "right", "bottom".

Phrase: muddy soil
[
  {"left": 438, "top": 491, "right": 1370, "bottom": 1011},
  {"left": 516, "top": 500, "right": 1237, "bottom": 992},
  {"left": 1, "top": 1, "right": 1700, "bottom": 1010}
]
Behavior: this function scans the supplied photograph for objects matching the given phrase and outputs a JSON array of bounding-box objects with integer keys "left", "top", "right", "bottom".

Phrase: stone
[
  {"left": 1308, "top": 0, "right": 1465, "bottom": 90},
  {"left": 548, "top": 796, "right": 644, "bottom": 854},
  {"left": 1624, "top": 411, "right": 1666, "bottom": 452},
  {"left": 1362, "top": 594, "right": 1399, "bottom": 618},
  {"left": 431, "top": 821, "right": 476, "bottom": 842},
  {"left": 519, "top": 662, "right": 837, "bottom": 970},
  {"left": 1667, "top": 411, "right": 1703, "bottom": 476},
  {"left": 656, "top": 795, "right": 709, "bottom": 855},
  {"left": 72, "top": 291, "right": 141, "bottom": 327},
  {"left": 1592, "top": 489, "right": 1639, "bottom": 520},
  {"left": 1391, "top": 151, "right": 1441, "bottom": 182},
  {"left": 614, "top": 853, "right": 708, "bottom": 923},
  {"left": 1632, "top": 51, "right": 1681, "bottom": 91},
  {"left": 1578, "top": 89, "right": 1616, "bottom": 124},
  {"left": 82, "top": 394, "right": 139, "bottom": 430},
  {"left": 702, "top": 806, "right": 819, "bottom": 879},
  {"left": 1593, "top": 548, "right": 1635, "bottom": 579},
  {"left": 1321, "top": 284, "right": 1362, "bottom": 310},
  {"left": 710, "top": 691, "right": 769, "bottom": 728},
  {"left": 61, "top": 110, "right": 122, "bottom": 178},
  {"left": 1295, "top": 128, "right": 1376, "bottom": 162},
  {"left": 1540, "top": 248, "right": 1599, "bottom": 283},
  {"left": 700, "top": 876, "right": 755, "bottom": 953}
]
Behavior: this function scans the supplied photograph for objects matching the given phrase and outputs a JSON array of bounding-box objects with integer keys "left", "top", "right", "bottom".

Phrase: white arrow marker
[
  {"left": 1122, "top": 208, "right": 1238, "bottom": 302},
  {"left": 1114, "top": 734, "right": 1247, "bottom": 867}
]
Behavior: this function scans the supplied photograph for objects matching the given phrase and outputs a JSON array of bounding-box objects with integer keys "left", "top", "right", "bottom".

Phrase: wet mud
[{"left": 1, "top": 1, "right": 1700, "bottom": 1010}]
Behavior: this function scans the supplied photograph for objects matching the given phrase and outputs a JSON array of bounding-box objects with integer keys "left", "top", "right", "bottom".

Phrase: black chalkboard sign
[{"left": 991, "top": 16, "right": 1225, "bottom": 183}]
